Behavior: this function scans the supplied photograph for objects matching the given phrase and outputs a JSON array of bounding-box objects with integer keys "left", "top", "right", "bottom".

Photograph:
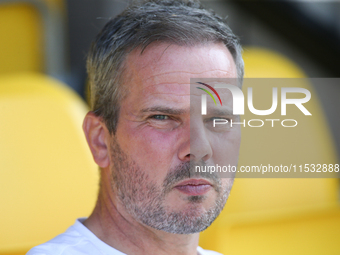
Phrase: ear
[{"left": 83, "top": 112, "right": 110, "bottom": 168}]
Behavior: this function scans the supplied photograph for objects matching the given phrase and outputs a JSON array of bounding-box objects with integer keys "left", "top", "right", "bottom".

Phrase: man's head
[
  {"left": 87, "top": 0, "right": 244, "bottom": 134},
  {"left": 84, "top": 0, "right": 243, "bottom": 235}
]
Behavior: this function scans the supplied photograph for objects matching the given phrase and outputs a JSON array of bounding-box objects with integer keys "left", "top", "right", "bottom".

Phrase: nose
[
  {"left": 190, "top": 120, "right": 213, "bottom": 162},
  {"left": 177, "top": 120, "right": 212, "bottom": 162},
  {"left": 177, "top": 123, "right": 190, "bottom": 162}
]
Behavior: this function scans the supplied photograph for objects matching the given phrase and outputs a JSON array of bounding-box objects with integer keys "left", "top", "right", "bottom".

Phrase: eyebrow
[
  {"left": 140, "top": 106, "right": 189, "bottom": 115},
  {"left": 208, "top": 108, "right": 234, "bottom": 116}
]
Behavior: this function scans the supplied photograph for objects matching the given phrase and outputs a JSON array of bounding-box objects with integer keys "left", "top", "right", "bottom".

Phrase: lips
[{"left": 174, "top": 179, "right": 212, "bottom": 196}]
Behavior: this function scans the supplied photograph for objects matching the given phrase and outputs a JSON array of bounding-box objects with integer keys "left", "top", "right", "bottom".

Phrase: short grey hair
[{"left": 87, "top": 0, "right": 244, "bottom": 134}]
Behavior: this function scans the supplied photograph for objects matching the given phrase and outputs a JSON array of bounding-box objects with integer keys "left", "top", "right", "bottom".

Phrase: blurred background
[{"left": 0, "top": 0, "right": 339, "bottom": 254}]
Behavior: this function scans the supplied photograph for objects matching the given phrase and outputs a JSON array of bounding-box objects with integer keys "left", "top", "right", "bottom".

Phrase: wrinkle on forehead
[
  {"left": 119, "top": 42, "right": 238, "bottom": 114},
  {"left": 141, "top": 70, "right": 235, "bottom": 83},
  {"left": 133, "top": 83, "right": 191, "bottom": 97},
  {"left": 143, "top": 90, "right": 191, "bottom": 97},
  {"left": 123, "top": 42, "right": 237, "bottom": 87}
]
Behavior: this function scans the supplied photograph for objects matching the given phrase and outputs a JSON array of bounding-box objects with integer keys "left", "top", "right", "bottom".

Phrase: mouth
[{"left": 174, "top": 179, "right": 212, "bottom": 196}]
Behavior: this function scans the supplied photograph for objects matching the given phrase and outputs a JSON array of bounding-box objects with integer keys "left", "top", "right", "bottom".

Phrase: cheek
[
  {"left": 221, "top": 178, "right": 235, "bottom": 193},
  {"left": 211, "top": 128, "right": 241, "bottom": 165},
  {"left": 115, "top": 123, "right": 183, "bottom": 175}
]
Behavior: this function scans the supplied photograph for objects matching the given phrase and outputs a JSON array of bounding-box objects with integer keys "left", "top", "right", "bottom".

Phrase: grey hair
[{"left": 87, "top": 0, "right": 244, "bottom": 134}]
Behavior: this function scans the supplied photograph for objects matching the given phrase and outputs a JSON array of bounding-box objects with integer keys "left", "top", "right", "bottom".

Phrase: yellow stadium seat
[
  {"left": 0, "top": 73, "right": 98, "bottom": 255},
  {"left": 0, "top": 0, "right": 65, "bottom": 76},
  {"left": 199, "top": 47, "right": 340, "bottom": 255}
]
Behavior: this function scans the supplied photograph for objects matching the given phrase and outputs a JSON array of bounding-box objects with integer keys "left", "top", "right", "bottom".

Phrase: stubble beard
[{"left": 109, "top": 138, "right": 233, "bottom": 234}]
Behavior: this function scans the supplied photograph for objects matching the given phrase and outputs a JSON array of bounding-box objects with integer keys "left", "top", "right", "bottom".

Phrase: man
[{"left": 28, "top": 0, "right": 244, "bottom": 254}]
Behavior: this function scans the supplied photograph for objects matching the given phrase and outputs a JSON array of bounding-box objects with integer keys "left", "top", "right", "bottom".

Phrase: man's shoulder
[
  {"left": 197, "top": 246, "right": 223, "bottom": 255},
  {"left": 28, "top": 243, "right": 222, "bottom": 255},
  {"left": 26, "top": 218, "right": 124, "bottom": 255},
  {"left": 26, "top": 221, "right": 94, "bottom": 255},
  {"left": 26, "top": 218, "right": 222, "bottom": 255}
]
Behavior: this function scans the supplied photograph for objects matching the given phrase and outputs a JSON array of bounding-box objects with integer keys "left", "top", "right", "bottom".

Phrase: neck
[{"left": 83, "top": 170, "right": 200, "bottom": 255}]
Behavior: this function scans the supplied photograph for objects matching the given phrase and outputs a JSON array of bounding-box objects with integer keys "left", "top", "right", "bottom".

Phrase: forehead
[{"left": 122, "top": 42, "right": 237, "bottom": 96}]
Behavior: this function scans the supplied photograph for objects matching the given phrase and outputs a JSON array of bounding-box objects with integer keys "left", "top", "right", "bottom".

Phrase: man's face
[{"left": 108, "top": 42, "right": 240, "bottom": 234}]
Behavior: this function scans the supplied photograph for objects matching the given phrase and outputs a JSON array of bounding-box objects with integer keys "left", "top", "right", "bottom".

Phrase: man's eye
[
  {"left": 151, "top": 115, "right": 169, "bottom": 120},
  {"left": 204, "top": 117, "right": 233, "bottom": 132},
  {"left": 206, "top": 117, "right": 231, "bottom": 123}
]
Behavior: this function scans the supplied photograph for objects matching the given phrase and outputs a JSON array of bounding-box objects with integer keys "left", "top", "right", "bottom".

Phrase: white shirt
[{"left": 27, "top": 218, "right": 222, "bottom": 255}]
